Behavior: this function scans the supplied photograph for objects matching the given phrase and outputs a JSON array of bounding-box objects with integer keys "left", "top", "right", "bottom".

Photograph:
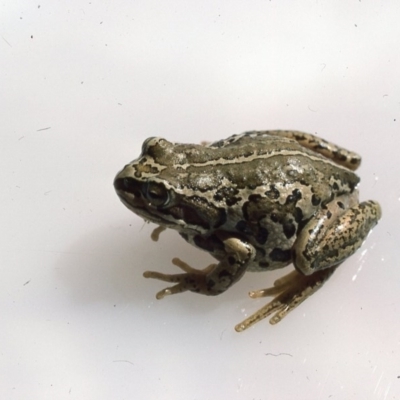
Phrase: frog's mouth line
[{"left": 116, "top": 191, "right": 209, "bottom": 235}]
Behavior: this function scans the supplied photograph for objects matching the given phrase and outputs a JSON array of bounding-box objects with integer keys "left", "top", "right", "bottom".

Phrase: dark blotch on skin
[
  {"left": 242, "top": 194, "right": 263, "bottom": 221},
  {"left": 350, "top": 157, "right": 359, "bottom": 165},
  {"left": 311, "top": 194, "right": 321, "bottom": 206},
  {"left": 283, "top": 221, "right": 296, "bottom": 239},
  {"left": 269, "top": 248, "right": 292, "bottom": 262},
  {"left": 168, "top": 205, "right": 210, "bottom": 230},
  {"left": 333, "top": 151, "right": 347, "bottom": 162},
  {"left": 258, "top": 261, "right": 270, "bottom": 269},
  {"left": 214, "top": 208, "right": 227, "bottom": 228},
  {"left": 285, "top": 189, "right": 302, "bottom": 205},
  {"left": 235, "top": 220, "right": 253, "bottom": 236},
  {"left": 194, "top": 235, "right": 216, "bottom": 252},
  {"left": 293, "top": 207, "right": 304, "bottom": 223},
  {"left": 270, "top": 212, "right": 279, "bottom": 223},
  {"left": 337, "top": 201, "right": 345, "bottom": 209},
  {"left": 214, "top": 186, "right": 241, "bottom": 206},
  {"left": 207, "top": 279, "right": 216, "bottom": 289},
  {"left": 255, "top": 227, "right": 269, "bottom": 244},
  {"left": 236, "top": 220, "right": 247, "bottom": 232},
  {"left": 265, "top": 184, "right": 280, "bottom": 200},
  {"left": 218, "top": 270, "right": 231, "bottom": 279}
]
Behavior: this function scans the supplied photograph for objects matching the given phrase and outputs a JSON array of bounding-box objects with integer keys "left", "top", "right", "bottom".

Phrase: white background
[{"left": 1, "top": 1, "right": 399, "bottom": 399}]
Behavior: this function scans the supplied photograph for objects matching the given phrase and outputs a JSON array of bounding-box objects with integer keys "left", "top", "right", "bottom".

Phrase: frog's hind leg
[
  {"left": 235, "top": 266, "right": 337, "bottom": 332},
  {"left": 263, "top": 130, "right": 361, "bottom": 170},
  {"left": 235, "top": 199, "right": 381, "bottom": 332},
  {"left": 294, "top": 199, "right": 382, "bottom": 276}
]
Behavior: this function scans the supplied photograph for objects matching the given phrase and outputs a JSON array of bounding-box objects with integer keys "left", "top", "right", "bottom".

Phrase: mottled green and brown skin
[{"left": 114, "top": 130, "right": 381, "bottom": 331}]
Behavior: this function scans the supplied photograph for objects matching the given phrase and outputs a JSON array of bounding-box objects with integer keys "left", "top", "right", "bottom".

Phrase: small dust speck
[
  {"left": 113, "top": 360, "right": 134, "bottom": 366},
  {"left": 23, "top": 280, "right": 31, "bottom": 286},
  {"left": 265, "top": 352, "right": 293, "bottom": 357}
]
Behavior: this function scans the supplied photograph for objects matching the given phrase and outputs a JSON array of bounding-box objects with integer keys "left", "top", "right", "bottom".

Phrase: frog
[{"left": 114, "top": 130, "right": 381, "bottom": 332}]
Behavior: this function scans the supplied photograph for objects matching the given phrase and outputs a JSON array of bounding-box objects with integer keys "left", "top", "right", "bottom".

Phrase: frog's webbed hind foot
[{"left": 235, "top": 266, "right": 338, "bottom": 332}]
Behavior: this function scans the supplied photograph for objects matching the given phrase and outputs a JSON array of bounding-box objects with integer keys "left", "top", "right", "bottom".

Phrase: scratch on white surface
[
  {"left": 2, "top": 36, "right": 12, "bottom": 47},
  {"left": 236, "top": 377, "right": 243, "bottom": 392},
  {"left": 113, "top": 360, "right": 134, "bottom": 366},
  {"left": 317, "top": 369, "right": 332, "bottom": 398},
  {"left": 373, "top": 371, "right": 384, "bottom": 395},
  {"left": 264, "top": 352, "right": 293, "bottom": 357},
  {"left": 359, "top": 248, "right": 368, "bottom": 259},
  {"left": 353, "top": 250, "right": 367, "bottom": 281},
  {"left": 383, "top": 382, "right": 391, "bottom": 400}
]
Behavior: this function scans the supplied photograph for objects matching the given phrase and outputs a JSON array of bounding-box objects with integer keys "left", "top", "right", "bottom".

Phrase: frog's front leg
[
  {"left": 143, "top": 236, "right": 256, "bottom": 298},
  {"left": 236, "top": 196, "right": 381, "bottom": 332}
]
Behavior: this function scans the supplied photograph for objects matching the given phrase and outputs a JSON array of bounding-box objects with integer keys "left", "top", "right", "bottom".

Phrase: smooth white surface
[{"left": 1, "top": 2, "right": 399, "bottom": 399}]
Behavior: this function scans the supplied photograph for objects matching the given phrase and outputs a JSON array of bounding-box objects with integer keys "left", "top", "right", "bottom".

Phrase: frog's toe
[
  {"left": 154, "top": 283, "right": 188, "bottom": 299},
  {"left": 143, "top": 271, "right": 192, "bottom": 298},
  {"left": 249, "top": 270, "right": 300, "bottom": 298},
  {"left": 172, "top": 257, "right": 217, "bottom": 274},
  {"left": 236, "top": 267, "right": 337, "bottom": 331},
  {"left": 143, "top": 270, "right": 184, "bottom": 283},
  {"left": 144, "top": 259, "right": 221, "bottom": 297},
  {"left": 235, "top": 300, "right": 286, "bottom": 332}
]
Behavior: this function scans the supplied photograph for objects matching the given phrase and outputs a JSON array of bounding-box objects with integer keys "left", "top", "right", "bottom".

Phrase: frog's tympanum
[{"left": 114, "top": 131, "right": 381, "bottom": 332}]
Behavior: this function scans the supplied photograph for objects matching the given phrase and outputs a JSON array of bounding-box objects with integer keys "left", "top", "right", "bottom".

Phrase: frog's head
[{"left": 114, "top": 137, "right": 227, "bottom": 234}]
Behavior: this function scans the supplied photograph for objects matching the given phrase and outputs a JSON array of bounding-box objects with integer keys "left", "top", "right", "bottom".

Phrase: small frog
[{"left": 114, "top": 131, "right": 381, "bottom": 331}]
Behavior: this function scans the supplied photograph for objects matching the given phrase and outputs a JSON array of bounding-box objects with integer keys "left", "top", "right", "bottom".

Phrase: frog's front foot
[
  {"left": 143, "top": 258, "right": 218, "bottom": 298},
  {"left": 235, "top": 267, "right": 337, "bottom": 332}
]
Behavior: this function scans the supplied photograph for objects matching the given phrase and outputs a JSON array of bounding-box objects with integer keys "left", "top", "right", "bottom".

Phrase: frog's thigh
[
  {"left": 294, "top": 200, "right": 381, "bottom": 275},
  {"left": 264, "top": 130, "right": 361, "bottom": 170}
]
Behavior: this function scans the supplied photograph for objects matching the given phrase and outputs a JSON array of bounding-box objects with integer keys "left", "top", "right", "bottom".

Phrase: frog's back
[{"left": 205, "top": 130, "right": 360, "bottom": 195}]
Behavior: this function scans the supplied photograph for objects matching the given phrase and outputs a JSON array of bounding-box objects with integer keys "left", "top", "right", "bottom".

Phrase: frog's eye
[{"left": 144, "top": 182, "right": 170, "bottom": 207}]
